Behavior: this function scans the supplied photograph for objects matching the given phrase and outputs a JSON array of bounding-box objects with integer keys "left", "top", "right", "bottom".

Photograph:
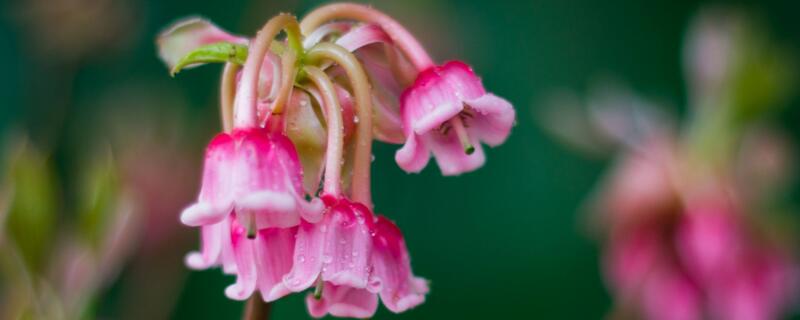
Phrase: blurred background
[{"left": 1, "top": 0, "right": 799, "bottom": 318}]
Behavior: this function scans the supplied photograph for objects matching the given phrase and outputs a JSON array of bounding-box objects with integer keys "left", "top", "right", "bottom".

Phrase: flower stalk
[
  {"left": 235, "top": 14, "right": 303, "bottom": 128},
  {"left": 306, "top": 42, "right": 374, "bottom": 206},
  {"left": 300, "top": 3, "right": 434, "bottom": 71},
  {"left": 303, "top": 65, "right": 344, "bottom": 196}
]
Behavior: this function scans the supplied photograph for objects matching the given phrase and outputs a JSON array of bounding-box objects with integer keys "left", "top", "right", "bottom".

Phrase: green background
[{"left": 2, "top": 0, "right": 799, "bottom": 318}]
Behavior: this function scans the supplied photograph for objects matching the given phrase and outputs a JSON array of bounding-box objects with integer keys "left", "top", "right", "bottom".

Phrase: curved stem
[
  {"left": 300, "top": 3, "right": 435, "bottom": 71},
  {"left": 268, "top": 50, "right": 298, "bottom": 116},
  {"left": 220, "top": 63, "right": 239, "bottom": 133},
  {"left": 304, "top": 66, "right": 344, "bottom": 197},
  {"left": 234, "top": 14, "right": 303, "bottom": 128},
  {"left": 306, "top": 43, "right": 373, "bottom": 206}
]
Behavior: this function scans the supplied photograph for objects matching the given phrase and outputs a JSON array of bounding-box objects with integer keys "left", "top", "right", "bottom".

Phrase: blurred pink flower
[{"left": 396, "top": 61, "right": 515, "bottom": 175}]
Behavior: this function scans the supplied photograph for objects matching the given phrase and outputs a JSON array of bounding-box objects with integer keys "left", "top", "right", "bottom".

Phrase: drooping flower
[
  {"left": 282, "top": 197, "right": 428, "bottom": 318},
  {"left": 224, "top": 216, "right": 297, "bottom": 301},
  {"left": 180, "top": 127, "right": 323, "bottom": 231},
  {"left": 369, "top": 214, "right": 429, "bottom": 313},
  {"left": 396, "top": 61, "right": 515, "bottom": 175}
]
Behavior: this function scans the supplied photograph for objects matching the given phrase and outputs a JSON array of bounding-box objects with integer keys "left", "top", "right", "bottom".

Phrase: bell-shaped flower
[
  {"left": 283, "top": 198, "right": 377, "bottom": 295},
  {"left": 180, "top": 127, "right": 323, "bottom": 230},
  {"left": 282, "top": 197, "right": 428, "bottom": 318},
  {"left": 223, "top": 216, "right": 296, "bottom": 301},
  {"left": 396, "top": 61, "right": 515, "bottom": 175},
  {"left": 369, "top": 214, "right": 429, "bottom": 313}
]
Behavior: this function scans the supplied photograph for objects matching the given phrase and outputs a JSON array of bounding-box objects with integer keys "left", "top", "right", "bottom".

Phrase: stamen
[
  {"left": 246, "top": 213, "right": 257, "bottom": 239},
  {"left": 313, "top": 276, "right": 324, "bottom": 300},
  {"left": 450, "top": 116, "right": 474, "bottom": 155}
]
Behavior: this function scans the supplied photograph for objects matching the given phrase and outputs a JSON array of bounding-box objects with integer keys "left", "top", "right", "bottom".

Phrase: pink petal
[
  {"left": 283, "top": 221, "right": 325, "bottom": 292},
  {"left": 401, "top": 68, "right": 464, "bottom": 135},
  {"left": 439, "top": 61, "right": 486, "bottom": 99},
  {"left": 395, "top": 132, "right": 430, "bottom": 173},
  {"left": 319, "top": 202, "right": 373, "bottom": 288},
  {"left": 423, "top": 130, "right": 486, "bottom": 176},
  {"left": 157, "top": 17, "right": 249, "bottom": 71},
  {"left": 464, "top": 94, "right": 515, "bottom": 146},
  {"left": 254, "top": 227, "right": 296, "bottom": 302},
  {"left": 372, "top": 216, "right": 429, "bottom": 313},
  {"left": 336, "top": 24, "right": 392, "bottom": 52},
  {"left": 306, "top": 284, "right": 378, "bottom": 319},
  {"left": 225, "top": 219, "right": 257, "bottom": 300},
  {"left": 181, "top": 133, "right": 236, "bottom": 226},
  {"left": 185, "top": 219, "right": 228, "bottom": 269}
]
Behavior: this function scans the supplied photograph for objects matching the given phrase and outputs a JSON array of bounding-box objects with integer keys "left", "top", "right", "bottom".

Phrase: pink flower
[
  {"left": 282, "top": 197, "right": 428, "bottom": 318},
  {"left": 180, "top": 127, "right": 323, "bottom": 230},
  {"left": 224, "top": 217, "right": 296, "bottom": 301},
  {"left": 369, "top": 214, "right": 429, "bottom": 313},
  {"left": 395, "top": 61, "right": 515, "bottom": 175}
]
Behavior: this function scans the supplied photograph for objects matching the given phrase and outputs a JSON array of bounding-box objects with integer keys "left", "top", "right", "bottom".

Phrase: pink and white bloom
[
  {"left": 396, "top": 61, "right": 515, "bottom": 175},
  {"left": 180, "top": 127, "right": 323, "bottom": 230},
  {"left": 282, "top": 197, "right": 428, "bottom": 318},
  {"left": 369, "top": 214, "right": 429, "bottom": 313},
  {"left": 224, "top": 216, "right": 296, "bottom": 301},
  {"left": 284, "top": 198, "right": 380, "bottom": 318}
]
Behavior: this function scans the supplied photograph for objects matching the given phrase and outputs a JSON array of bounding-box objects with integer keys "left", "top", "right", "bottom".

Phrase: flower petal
[
  {"left": 283, "top": 221, "right": 325, "bottom": 292},
  {"left": 185, "top": 219, "right": 227, "bottom": 269},
  {"left": 371, "top": 216, "right": 428, "bottom": 313},
  {"left": 401, "top": 68, "right": 464, "bottom": 135},
  {"left": 464, "top": 94, "right": 515, "bottom": 146},
  {"left": 225, "top": 220, "right": 257, "bottom": 300},
  {"left": 320, "top": 202, "right": 373, "bottom": 288},
  {"left": 255, "top": 227, "right": 296, "bottom": 302},
  {"left": 395, "top": 133, "right": 430, "bottom": 173},
  {"left": 306, "top": 284, "right": 378, "bottom": 319},
  {"left": 424, "top": 131, "right": 485, "bottom": 176},
  {"left": 336, "top": 24, "right": 392, "bottom": 52}
]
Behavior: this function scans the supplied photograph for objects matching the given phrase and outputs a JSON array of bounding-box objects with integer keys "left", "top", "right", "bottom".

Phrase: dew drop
[
  {"left": 322, "top": 255, "right": 333, "bottom": 263},
  {"left": 353, "top": 116, "right": 360, "bottom": 123}
]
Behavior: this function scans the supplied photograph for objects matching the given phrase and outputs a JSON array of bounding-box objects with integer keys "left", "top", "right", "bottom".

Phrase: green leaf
[{"left": 170, "top": 42, "right": 248, "bottom": 76}]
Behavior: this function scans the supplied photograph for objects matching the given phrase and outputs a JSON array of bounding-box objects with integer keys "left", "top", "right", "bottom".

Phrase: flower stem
[
  {"left": 450, "top": 117, "right": 474, "bottom": 154},
  {"left": 300, "top": 3, "right": 435, "bottom": 71},
  {"left": 268, "top": 50, "right": 298, "bottom": 116},
  {"left": 306, "top": 43, "right": 373, "bottom": 206},
  {"left": 304, "top": 65, "right": 344, "bottom": 197},
  {"left": 243, "top": 293, "right": 271, "bottom": 320},
  {"left": 235, "top": 14, "right": 303, "bottom": 129},
  {"left": 220, "top": 62, "right": 239, "bottom": 133}
]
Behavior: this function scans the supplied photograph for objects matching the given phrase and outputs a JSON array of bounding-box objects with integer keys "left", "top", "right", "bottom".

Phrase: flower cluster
[{"left": 157, "top": 3, "right": 514, "bottom": 317}]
